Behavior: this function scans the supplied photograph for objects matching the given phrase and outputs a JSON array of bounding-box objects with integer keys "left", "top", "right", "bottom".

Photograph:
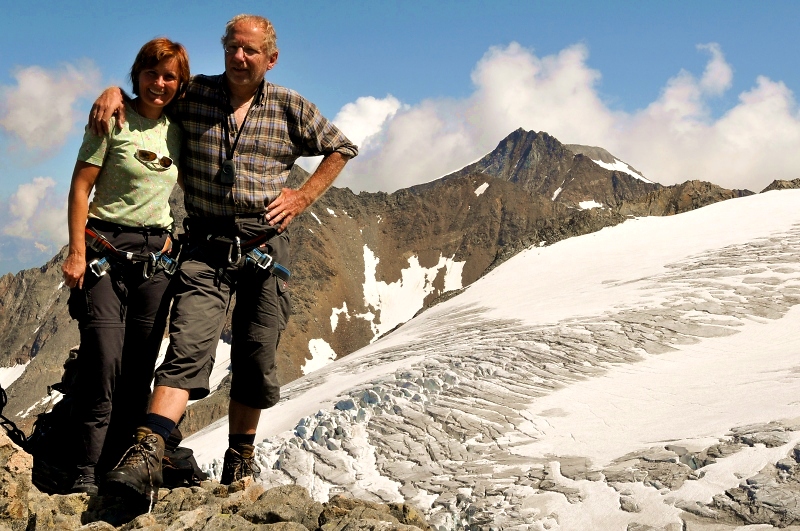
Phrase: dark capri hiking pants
[{"left": 154, "top": 216, "right": 290, "bottom": 410}]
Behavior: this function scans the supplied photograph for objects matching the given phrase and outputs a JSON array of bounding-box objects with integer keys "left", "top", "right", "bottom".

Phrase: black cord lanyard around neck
[{"left": 222, "top": 84, "right": 263, "bottom": 162}]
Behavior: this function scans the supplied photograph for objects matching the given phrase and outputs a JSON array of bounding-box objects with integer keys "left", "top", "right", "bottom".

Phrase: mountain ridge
[{"left": 0, "top": 128, "right": 767, "bottom": 438}]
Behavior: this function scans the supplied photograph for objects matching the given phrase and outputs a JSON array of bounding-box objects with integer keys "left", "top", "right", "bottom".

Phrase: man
[{"left": 90, "top": 14, "right": 357, "bottom": 498}]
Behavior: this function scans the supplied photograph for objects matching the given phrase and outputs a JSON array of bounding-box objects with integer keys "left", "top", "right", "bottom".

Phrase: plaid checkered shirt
[{"left": 174, "top": 74, "right": 358, "bottom": 218}]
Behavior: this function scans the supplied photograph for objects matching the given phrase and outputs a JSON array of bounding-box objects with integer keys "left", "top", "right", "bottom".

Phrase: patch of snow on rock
[
  {"left": 0, "top": 362, "right": 29, "bottom": 389},
  {"left": 303, "top": 339, "right": 338, "bottom": 375},
  {"left": 356, "top": 246, "right": 465, "bottom": 341},
  {"left": 474, "top": 182, "right": 489, "bottom": 196},
  {"left": 579, "top": 199, "right": 604, "bottom": 210},
  {"left": 591, "top": 157, "right": 653, "bottom": 183},
  {"left": 330, "top": 302, "right": 349, "bottom": 333},
  {"left": 18, "top": 392, "right": 63, "bottom": 418}
]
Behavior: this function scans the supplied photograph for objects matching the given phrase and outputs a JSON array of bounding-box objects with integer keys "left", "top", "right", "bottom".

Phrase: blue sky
[{"left": 1, "top": 0, "right": 799, "bottom": 274}]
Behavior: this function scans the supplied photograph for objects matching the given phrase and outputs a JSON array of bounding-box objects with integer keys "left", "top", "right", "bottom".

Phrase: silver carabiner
[
  {"left": 227, "top": 236, "right": 242, "bottom": 265},
  {"left": 142, "top": 252, "right": 158, "bottom": 279}
]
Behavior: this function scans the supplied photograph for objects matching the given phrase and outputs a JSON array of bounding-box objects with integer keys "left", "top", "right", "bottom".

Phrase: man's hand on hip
[
  {"left": 266, "top": 188, "right": 312, "bottom": 233},
  {"left": 264, "top": 152, "right": 351, "bottom": 232}
]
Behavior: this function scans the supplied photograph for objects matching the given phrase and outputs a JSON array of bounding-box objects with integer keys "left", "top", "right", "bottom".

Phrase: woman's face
[{"left": 137, "top": 57, "right": 180, "bottom": 113}]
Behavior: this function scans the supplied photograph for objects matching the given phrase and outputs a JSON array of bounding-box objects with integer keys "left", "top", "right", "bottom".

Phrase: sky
[{"left": 1, "top": 1, "right": 799, "bottom": 274}]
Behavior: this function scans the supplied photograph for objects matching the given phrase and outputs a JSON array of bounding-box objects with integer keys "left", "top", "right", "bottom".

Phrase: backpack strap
[{"left": 0, "top": 385, "right": 29, "bottom": 450}]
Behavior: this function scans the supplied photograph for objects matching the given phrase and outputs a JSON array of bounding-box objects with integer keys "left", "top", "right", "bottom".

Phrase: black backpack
[
  {"left": 161, "top": 426, "right": 208, "bottom": 488},
  {"left": 1, "top": 349, "right": 207, "bottom": 494},
  {"left": 0, "top": 376, "right": 75, "bottom": 494},
  {"left": 9, "top": 348, "right": 81, "bottom": 494}
]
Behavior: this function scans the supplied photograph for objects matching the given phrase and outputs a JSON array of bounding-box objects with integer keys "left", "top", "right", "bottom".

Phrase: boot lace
[
  {"left": 225, "top": 448, "right": 261, "bottom": 481},
  {"left": 115, "top": 439, "right": 153, "bottom": 469},
  {"left": 113, "top": 435, "right": 160, "bottom": 508}
]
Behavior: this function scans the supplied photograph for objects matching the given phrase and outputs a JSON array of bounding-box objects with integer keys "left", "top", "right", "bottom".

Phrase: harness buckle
[
  {"left": 227, "top": 236, "right": 242, "bottom": 265},
  {"left": 157, "top": 253, "right": 178, "bottom": 276},
  {"left": 86, "top": 237, "right": 106, "bottom": 254},
  {"left": 271, "top": 262, "right": 291, "bottom": 281},
  {"left": 88, "top": 257, "right": 111, "bottom": 278},
  {"left": 246, "top": 246, "right": 273, "bottom": 270},
  {"left": 142, "top": 252, "right": 179, "bottom": 279}
]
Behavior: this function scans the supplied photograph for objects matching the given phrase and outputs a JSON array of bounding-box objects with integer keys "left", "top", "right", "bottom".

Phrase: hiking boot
[
  {"left": 104, "top": 427, "right": 164, "bottom": 499},
  {"left": 70, "top": 473, "right": 98, "bottom": 496},
  {"left": 220, "top": 443, "right": 261, "bottom": 485}
]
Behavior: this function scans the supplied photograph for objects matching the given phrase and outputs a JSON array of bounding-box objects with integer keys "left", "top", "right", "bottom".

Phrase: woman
[{"left": 62, "top": 38, "right": 189, "bottom": 495}]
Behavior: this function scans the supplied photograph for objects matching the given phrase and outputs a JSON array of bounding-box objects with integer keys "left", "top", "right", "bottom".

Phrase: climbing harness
[
  {"left": 84, "top": 227, "right": 178, "bottom": 279},
  {"left": 198, "top": 232, "right": 291, "bottom": 281}
]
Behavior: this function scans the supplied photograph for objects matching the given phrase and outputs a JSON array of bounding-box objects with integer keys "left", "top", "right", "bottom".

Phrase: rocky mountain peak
[
  {"left": 449, "top": 128, "right": 574, "bottom": 194},
  {"left": 448, "top": 128, "right": 661, "bottom": 210}
]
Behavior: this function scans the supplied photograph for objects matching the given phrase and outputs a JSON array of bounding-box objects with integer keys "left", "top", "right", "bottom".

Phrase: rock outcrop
[
  {"left": 617, "top": 179, "right": 753, "bottom": 217},
  {"left": 0, "top": 431, "right": 432, "bottom": 531},
  {"left": 761, "top": 178, "right": 800, "bottom": 192}
]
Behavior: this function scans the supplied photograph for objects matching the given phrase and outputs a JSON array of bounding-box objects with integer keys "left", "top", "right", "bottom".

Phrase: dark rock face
[
  {"left": 0, "top": 247, "right": 77, "bottom": 367},
  {"left": 761, "top": 178, "right": 800, "bottom": 193},
  {"left": 618, "top": 180, "right": 754, "bottom": 217},
  {"left": 0, "top": 128, "right": 759, "bottom": 438},
  {"left": 0, "top": 248, "right": 78, "bottom": 433}
]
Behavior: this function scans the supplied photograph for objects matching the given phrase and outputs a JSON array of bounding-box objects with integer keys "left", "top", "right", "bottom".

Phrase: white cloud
[
  {"left": 298, "top": 95, "right": 404, "bottom": 177},
  {"left": 335, "top": 42, "right": 800, "bottom": 194},
  {"left": 0, "top": 60, "right": 101, "bottom": 153},
  {"left": 333, "top": 95, "right": 404, "bottom": 150},
  {"left": 698, "top": 43, "right": 733, "bottom": 95},
  {"left": 3, "top": 177, "right": 68, "bottom": 248}
]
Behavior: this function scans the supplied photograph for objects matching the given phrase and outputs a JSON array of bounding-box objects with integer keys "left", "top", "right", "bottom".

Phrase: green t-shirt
[{"left": 78, "top": 102, "right": 181, "bottom": 229}]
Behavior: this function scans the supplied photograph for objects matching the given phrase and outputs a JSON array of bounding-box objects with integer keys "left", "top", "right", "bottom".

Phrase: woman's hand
[
  {"left": 64, "top": 161, "right": 101, "bottom": 290},
  {"left": 62, "top": 251, "right": 86, "bottom": 289}
]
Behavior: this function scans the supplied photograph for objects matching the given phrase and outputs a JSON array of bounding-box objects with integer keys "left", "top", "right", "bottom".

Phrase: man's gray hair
[{"left": 221, "top": 14, "right": 278, "bottom": 56}]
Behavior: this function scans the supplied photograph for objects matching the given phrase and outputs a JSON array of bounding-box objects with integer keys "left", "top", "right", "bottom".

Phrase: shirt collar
[{"left": 218, "top": 75, "right": 267, "bottom": 106}]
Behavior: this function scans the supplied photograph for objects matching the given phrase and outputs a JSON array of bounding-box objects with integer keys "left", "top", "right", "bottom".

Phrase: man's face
[{"left": 223, "top": 21, "right": 278, "bottom": 90}]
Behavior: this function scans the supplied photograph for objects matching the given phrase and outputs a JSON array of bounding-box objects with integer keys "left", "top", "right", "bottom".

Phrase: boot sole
[
  {"left": 70, "top": 485, "right": 99, "bottom": 496},
  {"left": 104, "top": 475, "right": 159, "bottom": 500}
]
